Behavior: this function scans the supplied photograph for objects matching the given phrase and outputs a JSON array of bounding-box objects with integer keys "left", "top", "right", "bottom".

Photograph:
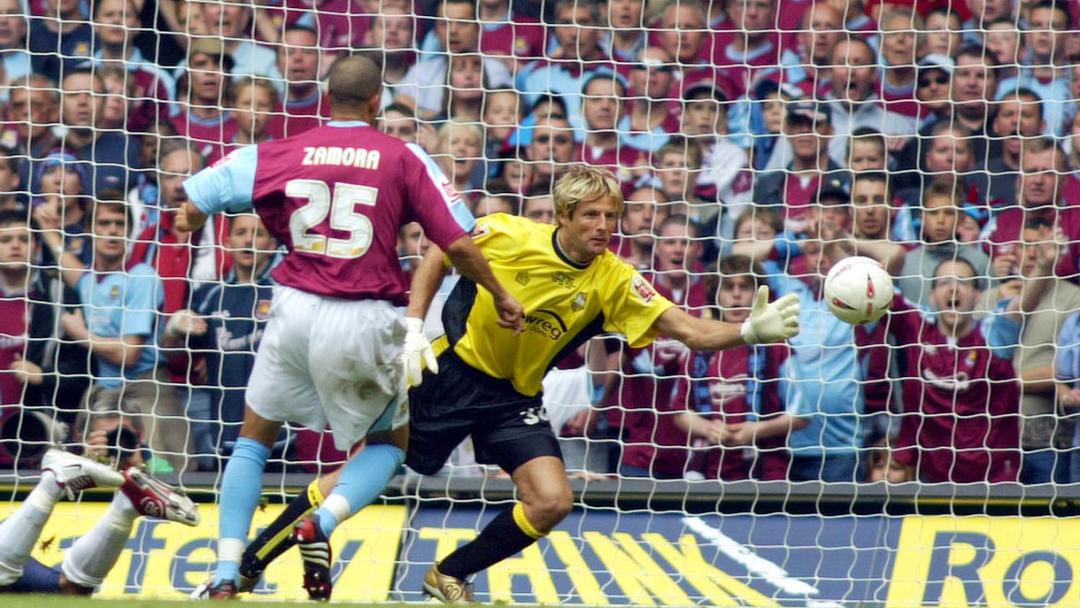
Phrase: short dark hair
[
  {"left": 0, "top": 209, "right": 29, "bottom": 229},
  {"left": 932, "top": 256, "right": 984, "bottom": 290},
  {"left": 852, "top": 171, "right": 891, "bottom": 198},
  {"left": 1030, "top": 0, "right": 1072, "bottom": 26},
  {"left": 718, "top": 254, "right": 761, "bottom": 283}
]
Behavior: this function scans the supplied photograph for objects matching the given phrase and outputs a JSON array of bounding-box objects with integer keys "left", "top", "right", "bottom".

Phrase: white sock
[
  {"left": 61, "top": 492, "right": 138, "bottom": 588},
  {"left": 0, "top": 472, "right": 63, "bottom": 585}
]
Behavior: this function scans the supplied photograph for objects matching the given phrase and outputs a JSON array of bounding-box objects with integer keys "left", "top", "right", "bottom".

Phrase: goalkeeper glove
[
  {"left": 740, "top": 286, "right": 800, "bottom": 344},
  {"left": 400, "top": 316, "right": 438, "bottom": 389}
]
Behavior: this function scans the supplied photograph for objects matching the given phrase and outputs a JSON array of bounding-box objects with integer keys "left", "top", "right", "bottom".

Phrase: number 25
[{"left": 287, "top": 179, "right": 377, "bottom": 259}]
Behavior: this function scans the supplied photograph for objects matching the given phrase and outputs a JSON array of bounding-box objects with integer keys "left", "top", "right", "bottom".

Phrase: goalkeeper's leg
[
  {"left": 237, "top": 475, "right": 333, "bottom": 590},
  {"left": 427, "top": 455, "right": 571, "bottom": 602}
]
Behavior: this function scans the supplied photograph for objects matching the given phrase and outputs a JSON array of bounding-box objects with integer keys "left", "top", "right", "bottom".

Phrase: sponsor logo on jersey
[
  {"left": 525, "top": 308, "right": 567, "bottom": 340},
  {"left": 632, "top": 275, "right": 656, "bottom": 303}
]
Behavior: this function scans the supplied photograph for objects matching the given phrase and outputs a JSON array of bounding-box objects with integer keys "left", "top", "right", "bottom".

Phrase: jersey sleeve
[
  {"left": 981, "top": 298, "right": 1022, "bottom": 361},
  {"left": 599, "top": 262, "right": 676, "bottom": 348},
  {"left": 122, "top": 266, "right": 163, "bottom": 338},
  {"left": 469, "top": 213, "right": 531, "bottom": 262},
  {"left": 402, "top": 142, "right": 474, "bottom": 249},
  {"left": 182, "top": 145, "right": 258, "bottom": 215}
]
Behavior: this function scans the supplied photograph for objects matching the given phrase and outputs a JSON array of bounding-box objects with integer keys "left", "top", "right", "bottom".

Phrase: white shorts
[{"left": 246, "top": 285, "right": 408, "bottom": 451}]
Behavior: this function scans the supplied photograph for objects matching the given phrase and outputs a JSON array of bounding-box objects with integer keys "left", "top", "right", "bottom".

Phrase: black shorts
[{"left": 405, "top": 349, "right": 562, "bottom": 475}]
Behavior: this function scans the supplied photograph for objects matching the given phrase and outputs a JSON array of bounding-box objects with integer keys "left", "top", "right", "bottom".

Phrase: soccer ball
[{"left": 824, "top": 256, "right": 894, "bottom": 325}]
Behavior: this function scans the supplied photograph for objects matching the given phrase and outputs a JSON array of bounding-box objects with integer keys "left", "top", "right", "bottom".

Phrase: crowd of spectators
[{"left": 0, "top": 0, "right": 1078, "bottom": 484}]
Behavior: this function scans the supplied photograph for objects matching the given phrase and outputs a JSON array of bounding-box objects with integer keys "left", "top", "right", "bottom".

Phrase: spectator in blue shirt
[{"left": 33, "top": 195, "right": 191, "bottom": 472}]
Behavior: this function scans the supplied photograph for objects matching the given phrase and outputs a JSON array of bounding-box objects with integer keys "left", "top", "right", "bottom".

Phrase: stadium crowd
[{"left": 0, "top": 0, "right": 1078, "bottom": 485}]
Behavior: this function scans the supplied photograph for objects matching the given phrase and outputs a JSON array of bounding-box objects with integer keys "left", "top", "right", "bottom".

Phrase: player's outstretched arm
[
  {"left": 174, "top": 202, "right": 209, "bottom": 233},
  {"left": 653, "top": 286, "right": 799, "bottom": 351},
  {"left": 442, "top": 236, "right": 525, "bottom": 332}
]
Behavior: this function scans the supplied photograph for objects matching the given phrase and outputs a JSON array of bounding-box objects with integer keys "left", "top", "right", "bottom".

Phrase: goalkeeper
[{"left": 239, "top": 166, "right": 800, "bottom": 602}]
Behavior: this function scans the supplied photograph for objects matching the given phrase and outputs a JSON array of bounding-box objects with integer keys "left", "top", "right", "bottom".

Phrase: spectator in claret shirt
[
  {"left": 201, "top": 0, "right": 282, "bottom": 80},
  {"left": 875, "top": 10, "right": 919, "bottom": 118},
  {"left": 1000, "top": 0, "right": 1073, "bottom": 135},
  {"left": 441, "top": 53, "right": 488, "bottom": 121},
  {"left": 527, "top": 114, "right": 576, "bottom": 191},
  {"left": 91, "top": 0, "right": 176, "bottom": 133},
  {"left": 986, "top": 137, "right": 1080, "bottom": 282},
  {"left": 616, "top": 215, "right": 710, "bottom": 479},
  {"left": 482, "top": 89, "right": 522, "bottom": 156},
  {"left": 670, "top": 255, "right": 790, "bottom": 481},
  {"left": 27, "top": 0, "right": 92, "bottom": 82},
  {"left": 515, "top": 0, "right": 611, "bottom": 138},
  {"left": 775, "top": 1, "right": 844, "bottom": 99},
  {"left": 893, "top": 121, "right": 978, "bottom": 215},
  {"left": 711, "top": 0, "right": 779, "bottom": 100},
  {"left": 655, "top": 0, "right": 713, "bottom": 88},
  {"left": 476, "top": 0, "right": 544, "bottom": 65},
  {"left": 0, "top": 0, "right": 31, "bottom": 92},
  {"left": 363, "top": 7, "right": 416, "bottom": 106},
  {"left": 268, "top": 25, "right": 328, "bottom": 139},
  {"left": 207, "top": 78, "right": 277, "bottom": 167},
  {"left": 395, "top": 0, "right": 512, "bottom": 120},
  {"left": 173, "top": 39, "right": 239, "bottom": 160},
  {"left": 577, "top": 72, "right": 642, "bottom": 186},
  {"left": 888, "top": 258, "right": 1027, "bottom": 484},
  {"left": 606, "top": 0, "right": 646, "bottom": 63},
  {"left": 611, "top": 187, "right": 666, "bottom": 270},
  {"left": 752, "top": 101, "right": 851, "bottom": 232},
  {"left": 618, "top": 47, "right": 681, "bottom": 154}
]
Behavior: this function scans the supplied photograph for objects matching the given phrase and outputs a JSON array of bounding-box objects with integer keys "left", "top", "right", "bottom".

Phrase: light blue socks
[
  {"left": 314, "top": 444, "right": 404, "bottom": 537},
  {"left": 214, "top": 437, "right": 270, "bottom": 585}
]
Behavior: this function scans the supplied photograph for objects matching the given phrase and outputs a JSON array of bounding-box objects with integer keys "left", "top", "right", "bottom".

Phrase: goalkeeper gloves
[
  {"left": 740, "top": 286, "right": 800, "bottom": 344},
  {"left": 400, "top": 316, "right": 438, "bottom": 389}
]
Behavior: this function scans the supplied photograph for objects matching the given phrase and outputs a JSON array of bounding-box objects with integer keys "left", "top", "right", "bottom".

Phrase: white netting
[{"left": 0, "top": 0, "right": 1079, "bottom": 602}]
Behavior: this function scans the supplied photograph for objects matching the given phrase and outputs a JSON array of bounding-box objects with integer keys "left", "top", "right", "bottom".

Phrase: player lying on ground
[
  {"left": 0, "top": 449, "right": 199, "bottom": 595},
  {"left": 176, "top": 55, "right": 522, "bottom": 601},
  {"left": 234, "top": 166, "right": 800, "bottom": 602}
]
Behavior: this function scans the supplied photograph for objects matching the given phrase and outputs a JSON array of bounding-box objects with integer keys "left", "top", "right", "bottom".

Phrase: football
[{"left": 824, "top": 256, "right": 894, "bottom": 325}]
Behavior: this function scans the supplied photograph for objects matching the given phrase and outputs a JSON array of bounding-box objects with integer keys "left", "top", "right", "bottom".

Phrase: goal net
[{"left": 1, "top": 0, "right": 1079, "bottom": 604}]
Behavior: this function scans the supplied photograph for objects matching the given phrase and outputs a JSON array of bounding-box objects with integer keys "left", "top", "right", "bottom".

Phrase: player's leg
[
  {"left": 0, "top": 449, "right": 123, "bottom": 589},
  {"left": 211, "top": 406, "right": 281, "bottom": 591},
  {"left": 289, "top": 299, "right": 408, "bottom": 600},
  {"left": 62, "top": 468, "right": 200, "bottom": 593},
  {"left": 428, "top": 457, "right": 570, "bottom": 603},
  {"left": 426, "top": 408, "right": 570, "bottom": 603},
  {"left": 210, "top": 288, "right": 319, "bottom": 595},
  {"left": 236, "top": 475, "right": 335, "bottom": 591}
]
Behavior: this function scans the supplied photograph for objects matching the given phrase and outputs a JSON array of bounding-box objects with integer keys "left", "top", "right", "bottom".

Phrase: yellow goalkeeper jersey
[{"left": 436, "top": 213, "right": 675, "bottom": 397}]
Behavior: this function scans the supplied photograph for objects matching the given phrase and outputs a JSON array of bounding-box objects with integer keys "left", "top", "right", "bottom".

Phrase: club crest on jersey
[
  {"left": 110, "top": 285, "right": 121, "bottom": 299},
  {"left": 515, "top": 271, "right": 530, "bottom": 286},
  {"left": 631, "top": 275, "right": 656, "bottom": 303},
  {"left": 254, "top": 299, "right": 272, "bottom": 320},
  {"left": 571, "top": 293, "right": 587, "bottom": 312},
  {"left": 470, "top": 222, "right": 489, "bottom": 238}
]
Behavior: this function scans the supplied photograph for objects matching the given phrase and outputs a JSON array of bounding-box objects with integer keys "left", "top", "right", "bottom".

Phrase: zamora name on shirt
[{"left": 301, "top": 146, "right": 381, "bottom": 170}]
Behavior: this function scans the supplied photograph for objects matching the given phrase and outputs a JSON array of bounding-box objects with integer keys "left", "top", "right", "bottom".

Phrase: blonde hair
[{"left": 552, "top": 165, "right": 624, "bottom": 219}]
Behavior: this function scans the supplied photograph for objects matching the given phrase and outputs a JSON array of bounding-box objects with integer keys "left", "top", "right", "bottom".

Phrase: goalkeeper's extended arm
[{"left": 653, "top": 286, "right": 800, "bottom": 350}]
